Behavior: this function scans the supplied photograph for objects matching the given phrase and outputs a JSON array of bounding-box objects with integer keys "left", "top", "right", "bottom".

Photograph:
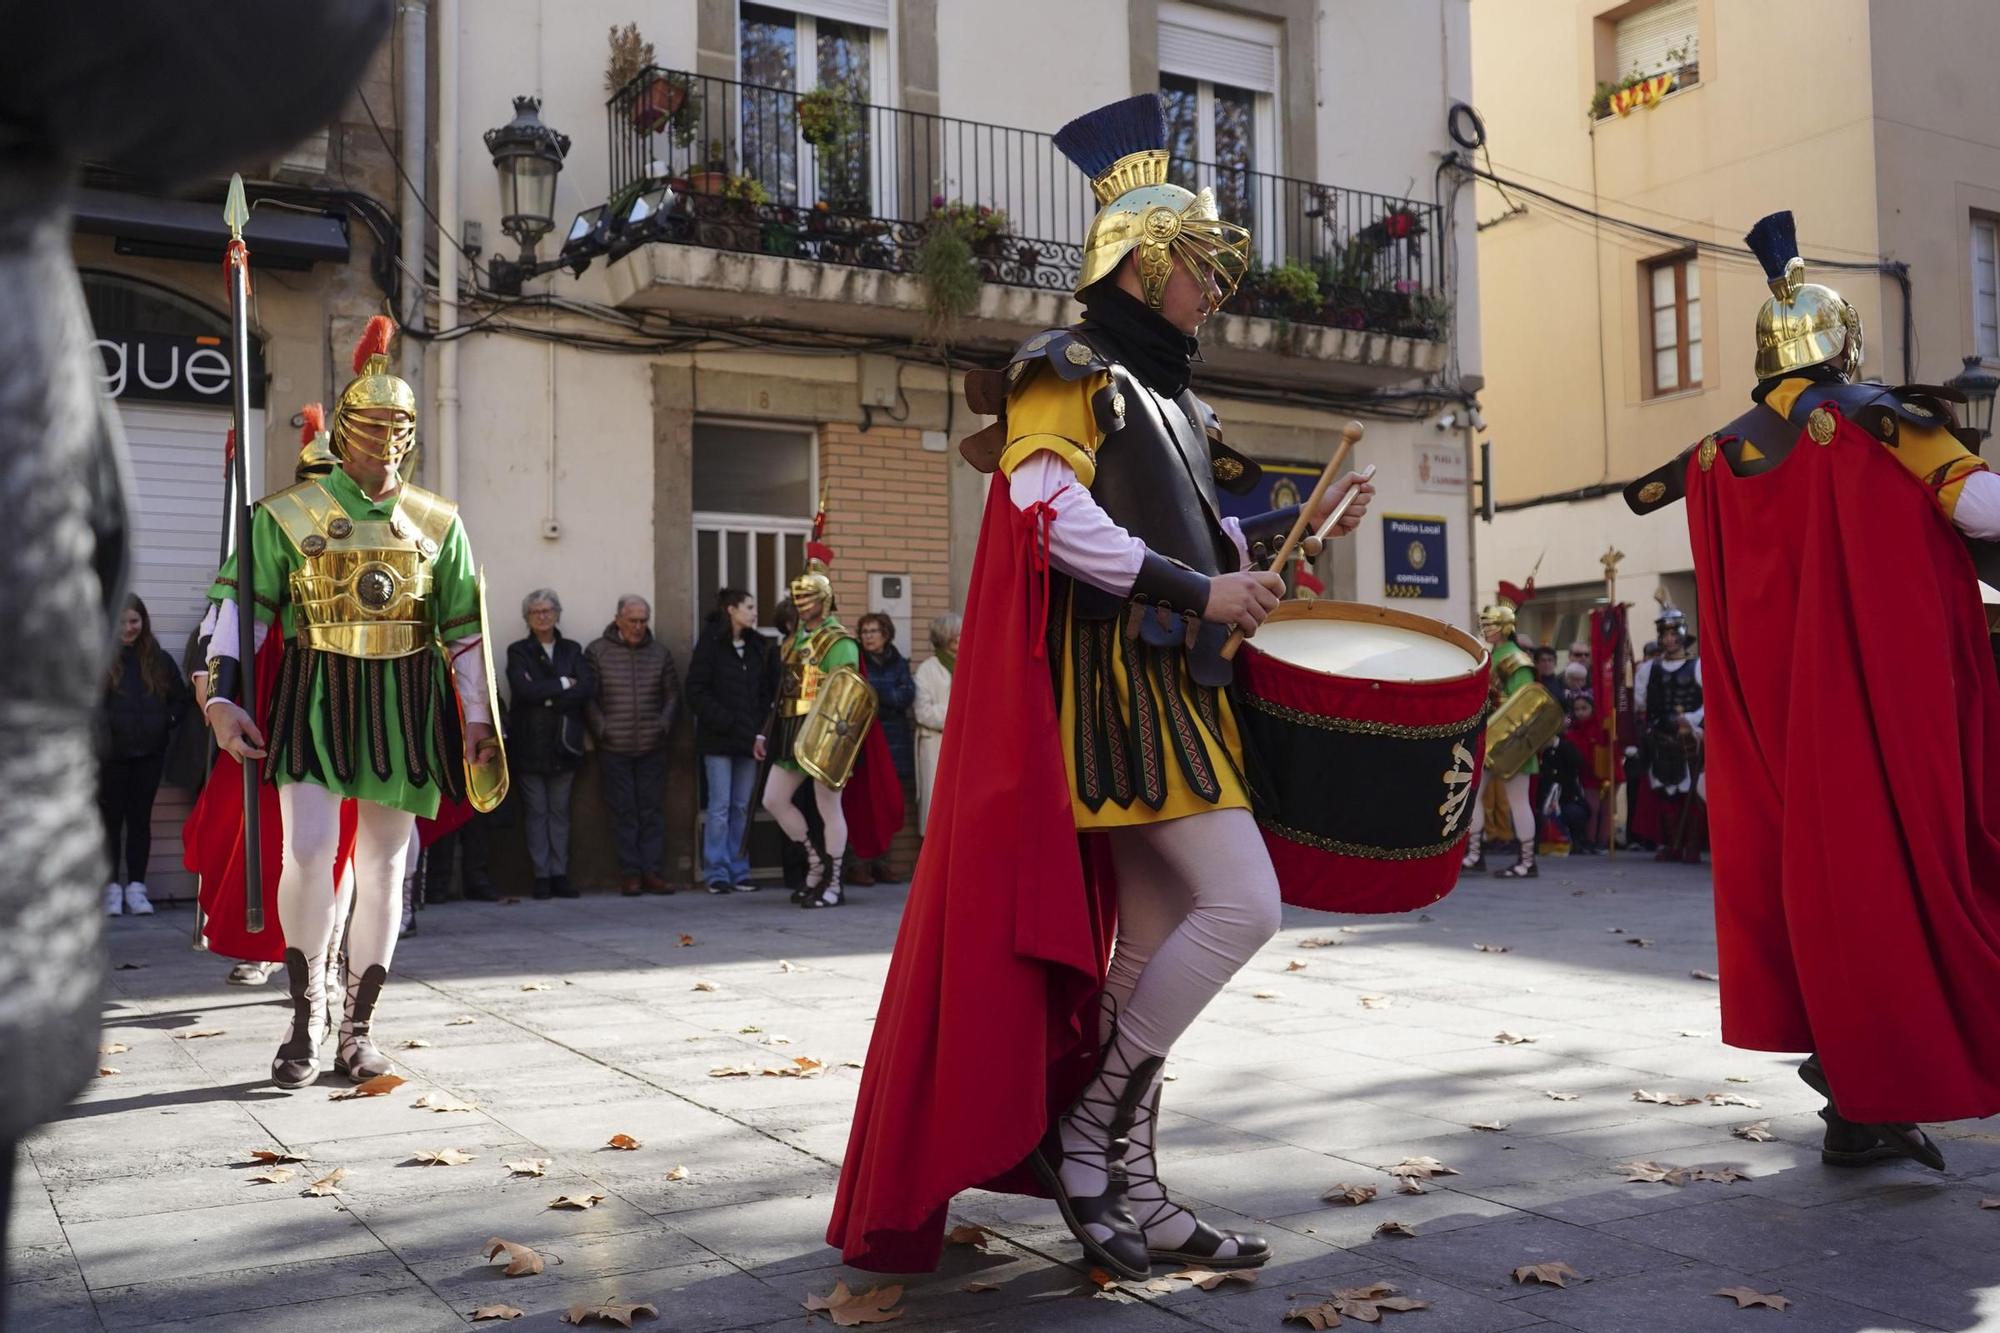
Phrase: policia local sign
[{"left": 1383, "top": 513, "right": 1448, "bottom": 600}]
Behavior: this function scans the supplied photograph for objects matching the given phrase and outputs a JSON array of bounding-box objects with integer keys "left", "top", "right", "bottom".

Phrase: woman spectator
[
  {"left": 851, "top": 612, "right": 915, "bottom": 885},
  {"left": 98, "top": 595, "right": 188, "bottom": 915},
  {"left": 911, "top": 611, "right": 960, "bottom": 836},
  {"left": 686, "top": 587, "right": 775, "bottom": 894},
  {"left": 505, "top": 588, "right": 594, "bottom": 900}
]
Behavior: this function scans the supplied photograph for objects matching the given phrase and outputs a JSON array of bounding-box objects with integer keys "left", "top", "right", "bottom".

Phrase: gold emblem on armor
[
  {"left": 1142, "top": 205, "right": 1183, "bottom": 243},
  {"left": 1064, "top": 342, "right": 1095, "bottom": 366},
  {"left": 1878, "top": 416, "right": 1897, "bottom": 440},
  {"left": 1023, "top": 332, "right": 1052, "bottom": 353},
  {"left": 301, "top": 534, "right": 328, "bottom": 557},
  {"left": 1638, "top": 480, "right": 1666, "bottom": 504},
  {"left": 355, "top": 565, "right": 397, "bottom": 611},
  {"left": 327, "top": 516, "right": 354, "bottom": 539},
  {"left": 1697, "top": 435, "right": 1718, "bottom": 472},
  {"left": 1110, "top": 392, "right": 1126, "bottom": 418},
  {"left": 1212, "top": 457, "right": 1244, "bottom": 482},
  {"left": 1008, "top": 361, "right": 1025, "bottom": 383},
  {"left": 1806, "top": 406, "right": 1837, "bottom": 444}
]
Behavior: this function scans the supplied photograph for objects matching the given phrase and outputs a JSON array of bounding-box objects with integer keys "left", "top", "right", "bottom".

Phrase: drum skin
[{"left": 1235, "top": 602, "right": 1489, "bottom": 913}]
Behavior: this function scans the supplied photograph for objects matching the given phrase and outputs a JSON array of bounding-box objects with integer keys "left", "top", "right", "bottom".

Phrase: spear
[{"left": 224, "top": 175, "right": 264, "bottom": 935}]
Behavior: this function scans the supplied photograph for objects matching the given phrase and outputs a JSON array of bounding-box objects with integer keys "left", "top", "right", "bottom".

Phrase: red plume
[
  {"left": 352, "top": 315, "right": 396, "bottom": 374},
  {"left": 299, "top": 403, "right": 325, "bottom": 445},
  {"left": 223, "top": 428, "right": 235, "bottom": 466},
  {"left": 1498, "top": 579, "right": 1537, "bottom": 607},
  {"left": 806, "top": 540, "right": 835, "bottom": 568}
]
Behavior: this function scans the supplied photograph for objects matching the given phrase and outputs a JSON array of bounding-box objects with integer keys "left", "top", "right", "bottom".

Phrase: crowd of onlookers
[{"left": 1521, "top": 637, "right": 1674, "bottom": 856}]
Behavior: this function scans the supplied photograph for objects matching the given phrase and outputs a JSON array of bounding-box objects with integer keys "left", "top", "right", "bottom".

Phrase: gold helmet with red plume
[
  {"left": 789, "top": 491, "right": 837, "bottom": 613},
  {"left": 1479, "top": 576, "right": 1536, "bottom": 637},
  {"left": 294, "top": 402, "right": 337, "bottom": 480},
  {"left": 333, "top": 315, "right": 417, "bottom": 464}
]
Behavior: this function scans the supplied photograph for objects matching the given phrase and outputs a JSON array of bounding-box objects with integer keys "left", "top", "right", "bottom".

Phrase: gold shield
[
  {"left": 1484, "top": 681, "right": 1565, "bottom": 780},
  {"left": 464, "top": 570, "right": 511, "bottom": 812},
  {"left": 796, "top": 666, "right": 878, "bottom": 790}
]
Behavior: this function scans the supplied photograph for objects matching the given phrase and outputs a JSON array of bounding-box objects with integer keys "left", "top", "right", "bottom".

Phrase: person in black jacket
[
  {"left": 505, "top": 588, "right": 595, "bottom": 899},
  {"left": 98, "top": 595, "right": 188, "bottom": 916},
  {"left": 850, "top": 612, "right": 916, "bottom": 885},
  {"left": 686, "top": 588, "right": 776, "bottom": 893}
]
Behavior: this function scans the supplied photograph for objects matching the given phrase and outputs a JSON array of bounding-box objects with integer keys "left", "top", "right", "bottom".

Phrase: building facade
[
  {"left": 103, "top": 0, "right": 1483, "bottom": 893},
  {"left": 1470, "top": 0, "right": 2000, "bottom": 651}
]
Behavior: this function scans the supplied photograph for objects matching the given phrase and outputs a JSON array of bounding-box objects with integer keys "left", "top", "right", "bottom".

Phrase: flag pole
[
  {"left": 1601, "top": 545, "right": 1623, "bottom": 862},
  {"left": 224, "top": 175, "right": 265, "bottom": 934}
]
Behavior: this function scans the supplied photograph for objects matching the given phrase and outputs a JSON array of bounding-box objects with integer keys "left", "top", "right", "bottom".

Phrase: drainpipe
[
  {"left": 398, "top": 1, "right": 427, "bottom": 433},
  {"left": 435, "top": 0, "right": 460, "bottom": 497}
]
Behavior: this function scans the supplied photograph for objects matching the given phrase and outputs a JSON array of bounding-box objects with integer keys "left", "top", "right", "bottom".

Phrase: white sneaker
[
  {"left": 103, "top": 883, "right": 124, "bottom": 917},
  {"left": 733, "top": 882, "right": 759, "bottom": 893},
  {"left": 123, "top": 883, "right": 155, "bottom": 916}
]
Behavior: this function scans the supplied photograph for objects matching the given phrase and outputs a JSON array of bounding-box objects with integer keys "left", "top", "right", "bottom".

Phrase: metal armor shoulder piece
[
  {"left": 393, "top": 483, "right": 460, "bottom": 553},
  {"left": 807, "top": 623, "right": 855, "bottom": 662},
  {"left": 261, "top": 478, "right": 342, "bottom": 554},
  {"left": 1007, "top": 327, "right": 1108, "bottom": 383}
]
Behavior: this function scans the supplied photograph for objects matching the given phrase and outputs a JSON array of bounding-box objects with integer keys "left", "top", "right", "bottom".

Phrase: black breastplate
[{"left": 1648, "top": 659, "right": 1701, "bottom": 723}]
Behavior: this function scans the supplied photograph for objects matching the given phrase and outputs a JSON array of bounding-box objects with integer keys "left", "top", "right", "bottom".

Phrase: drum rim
[{"left": 1246, "top": 600, "right": 1490, "bottom": 684}]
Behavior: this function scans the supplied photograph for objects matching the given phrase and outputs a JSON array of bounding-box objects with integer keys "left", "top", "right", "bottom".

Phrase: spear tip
[{"left": 223, "top": 174, "right": 249, "bottom": 239}]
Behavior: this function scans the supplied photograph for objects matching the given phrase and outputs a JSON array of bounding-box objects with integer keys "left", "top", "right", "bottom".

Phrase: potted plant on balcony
[
  {"left": 915, "top": 203, "right": 983, "bottom": 341},
  {"left": 606, "top": 23, "right": 679, "bottom": 134},
  {"left": 684, "top": 139, "right": 731, "bottom": 197},
  {"left": 797, "top": 85, "right": 860, "bottom": 149},
  {"left": 1265, "top": 261, "right": 1323, "bottom": 319}
]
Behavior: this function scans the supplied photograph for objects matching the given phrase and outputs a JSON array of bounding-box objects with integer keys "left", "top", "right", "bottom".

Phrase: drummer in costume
[
  {"left": 1634, "top": 595, "right": 1705, "bottom": 862},
  {"left": 1464, "top": 579, "right": 1541, "bottom": 878},
  {"left": 756, "top": 527, "right": 897, "bottom": 910},
  {"left": 829, "top": 94, "right": 1376, "bottom": 1279},
  {"left": 1625, "top": 210, "right": 2000, "bottom": 1169},
  {"left": 202, "top": 317, "right": 505, "bottom": 1089}
]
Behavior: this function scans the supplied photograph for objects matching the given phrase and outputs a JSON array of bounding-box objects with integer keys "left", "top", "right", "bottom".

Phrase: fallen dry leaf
[
  {"left": 1512, "top": 1261, "right": 1584, "bottom": 1288},
  {"left": 759, "top": 1056, "right": 825, "bottom": 1079},
  {"left": 470, "top": 1305, "right": 525, "bottom": 1322},
  {"left": 1714, "top": 1287, "right": 1791, "bottom": 1311},
  {"left": 411, "top": 1149, "right": 476, "bottom": 1167},
  {"left": 1733, "top": 1121, "right": 1775, "bottom": 1143},
  {"left": 503, "top": 1158, "right": 551, "bottom": 1177},
  {"left": 665, "top": 1165, "right": 689, "bottom": 1182},
  {"left": 248, "top": 1149, "right": 309, "bottom": 1165},
  {"left": 1706, "top": 1092, "right": 1763, "bottom": 1109},
  {"left": 1286, "top": 960, "right": 1310, "bottom": 972},
  {"left": 97, "top": 1067, "right": 121, "bottom": 1077},
  {"left": 1624, "top": 937, "right": 1654, "bottom": 948},
  {"left": 484, "top": 1238, "right": 549, "bottom": 1277},
  {"left": 1253, "top": 990, "right": 1280, "bottom": 1000},
  {"left": 691, "top": 980, "right": 719, "bottom": 992},
  {"left": 521, "top": 982, "right": 553, "bottom": 993},
  {"left": 247, "top": 1167, "right": 296, "bottom": 1185},
  {"left": 1690, "top": 1167, "right": 1751, "bottom": 1183},
  {"left": 678, "top": 934, "right": 695, "bottom": 947},
  {"left": 302, "top": 1167, "right": 348, "bottom": 1196},
  {"left": 1384, "top": 1156, "right": 1459, "bottom": 1181},
  {"left": 606, "top": 1133, "right": 642, "bottom": 1151},
  {"left": 1621, "top": 1160, "right": 1682, "bottom": 1184},
  {"left": 176, "top": 1029, "right": 226, "bottom": 1040},
  {"left": 1632, "top": 1089, "right": 1703, "bottom": 1106},
  {"left": 1470, "top": 1121, "right": 1510, "bottom": 1132},
  {"left": 1726, "top": 1075, "right": 1754, "bottom": 1083},
  {"left": 447, "top": 1015, "right": 479, "bottom": 1026},
  {"left": 1172, "top": 1268, "right": 1258, "bottom": 1291},
  {"left": 1396, "top": 1178, "right": 1428, "bottom": 1195},
  {"left": 708, "top": 1065, "right": 755, "bottom": 1078},
  {"left": 778, "top": 960, "right": 805, "bottom": 973},
  {"left": 1375, "top": 1221, "right": 1419, "bottom": 1238},
  {"left": 1283, "top": 1282, "right": 1430, "bottom": 1328},
  {"left": 1085, "top": 1269, "right": 1118, "bottom": 1289},
  {"left": 398, "top": 1038, "right": 433, "bottom": 1050},
  {"left": 113, "top": 962, "right": 146, "bottom": 970},
  {"left": 548, "top": 1192, "right": 607, "bottom": 1210},
  {"left": 561, "top": 1299, "right": 657, "bottom": 1328},
  {"left": 1474, "top": 943, "right": 1511, "bottom": 953},
  {"left": 414, "top": 1093, "right": 477, "bottom": 1113},
  {"left": 328, "top": 1073, "right": 407, "bottom": 1101},
  {"left": 1493, "top": 1031, "right": 1536, "bottom": 1045},
  {"left": 802, "top": 1279, "right": 905, "bottom": 1326},
  {"left": 963, "top": 1281, "right": 1000, "bottom": 1293},
  {"left": 1545, "top": 1091, "right": 1580, "bottom": 1102},
  {"left": 946, "top": 1224, "right": 992, "bottom": 1248},
  {"left": 1323, "top": 1183, "right": 1378, "bottom": 1206},
  {"left": 1692, "top": 969, "right": 1720, "bottom": 981},
  {"left": 1358, "top": 994, "right": 1390, "bottom": 1009},
  {"left": 1676, "top": 1029, "right": 1708, "bottom": 1038},
  {"left": 1296, "top": 936, "right": 1344, "bottom": 949},
  {"left": 100, "top": 1042, "right": 130, "bottom": 1055}
]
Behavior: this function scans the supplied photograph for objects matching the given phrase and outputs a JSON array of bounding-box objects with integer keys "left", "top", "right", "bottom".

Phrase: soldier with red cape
[{"left": 1625, "top": 210, "right": 2000, "bottom": 1168}]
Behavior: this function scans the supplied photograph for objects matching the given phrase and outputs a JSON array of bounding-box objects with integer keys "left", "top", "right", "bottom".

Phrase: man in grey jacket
[{"left": 585, "top": 595, "right": 682, "bottom": 895}]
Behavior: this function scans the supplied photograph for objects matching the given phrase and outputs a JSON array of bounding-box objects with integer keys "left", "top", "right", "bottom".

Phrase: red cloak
[
  {"left": 842, "top": 660, "right": 907, "bottom": 862},
  {"left": 1686, "top": 401, "right": 2000, "bottom": 1123}
]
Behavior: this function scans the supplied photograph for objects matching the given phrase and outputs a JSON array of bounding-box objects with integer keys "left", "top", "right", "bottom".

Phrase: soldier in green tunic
[
  {"left": 202, "top": 317, "right": 504, "bottom": 1088},
  {"left": 1464, "top": 578, "right": 1543, "bottom": 879}
]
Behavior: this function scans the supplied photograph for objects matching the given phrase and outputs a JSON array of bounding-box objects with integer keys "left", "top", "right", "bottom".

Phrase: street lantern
[
  {"left": 484, "top": 96, "right": 571, "bottom": 264},
  {"left": 1946, "top": 354, "right": 2000, "bottom": 448}
]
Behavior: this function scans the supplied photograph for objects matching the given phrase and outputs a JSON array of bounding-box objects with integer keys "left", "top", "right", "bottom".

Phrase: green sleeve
[
  {"left": 825, "top": 635, "right": 860, "bottom": 673},
  {"left": 1502, "top": 661, "right": 1535, "bottom": 695},
  {"left": 205, "top": 505, "right": 292, "bottom": 625},
  {"left": 430, "top": 516, "right": 481, "bottom": 639}
]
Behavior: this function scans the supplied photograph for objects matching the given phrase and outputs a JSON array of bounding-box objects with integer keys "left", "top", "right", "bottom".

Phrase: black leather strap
[
  {"left": 204, "top": 653, "right": 242, "bottom": 708},
  {"left": 1131, "top": 551, "right": 1210, "bottom": 620},
  {"left": 1239, "top": 506, "right": 1301, "bottom": 567}
]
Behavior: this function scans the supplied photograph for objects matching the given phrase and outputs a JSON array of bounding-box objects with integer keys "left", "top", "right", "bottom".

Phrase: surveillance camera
[
  {"left": 1435, "top": 412, "right": 1458, "bottom": 432},
  {"left": 1468, "top": 406, "right": 1487, "bottom": 433}
]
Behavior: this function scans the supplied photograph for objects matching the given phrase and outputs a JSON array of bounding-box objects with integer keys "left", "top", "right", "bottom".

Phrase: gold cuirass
[
  {"left": 780, "top": 623, "right": 850, "bottom": 717},
  {"left": 262, "top": 479, "right": 458, "bottom": 659}
]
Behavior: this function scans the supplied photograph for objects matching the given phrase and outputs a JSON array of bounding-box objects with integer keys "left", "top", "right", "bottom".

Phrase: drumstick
[
  {"left": 1222, "top": 421, "right": 1365, "bottom": 661},
  {"left": 1310, "top": 464, "right": 1378, "bottom": 546}
]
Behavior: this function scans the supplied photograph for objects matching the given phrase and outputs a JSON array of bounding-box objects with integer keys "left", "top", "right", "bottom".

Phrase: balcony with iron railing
[{"left": 602, "top": 69, "right": 1451, "bottom": 375}]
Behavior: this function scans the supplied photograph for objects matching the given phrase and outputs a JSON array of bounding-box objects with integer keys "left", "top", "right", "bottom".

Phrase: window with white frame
[
  {"left": 738, "top": 1, "right": 890, "bottom": 213},
  {"left": 1974, "top": 214, "right": 1999, "bottom": 360},
  {"left": 692, "top": 421, "right": 817, "bottom": 640},
  {"left": 1646, "top": 252, "right": 1702, "bottom": 396},
  {"left": 1158, "top": 2, "right": 1279, "bottom": 240}
]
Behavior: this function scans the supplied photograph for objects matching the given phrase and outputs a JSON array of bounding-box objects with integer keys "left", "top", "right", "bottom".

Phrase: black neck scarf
[{"left": 1078, "top": 280, "right": 1198, "bottom": 399}]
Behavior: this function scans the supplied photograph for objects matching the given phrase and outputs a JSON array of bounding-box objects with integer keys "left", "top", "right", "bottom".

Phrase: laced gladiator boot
[
  {"left": 801, "top": 842, "right": 829, "bottom": 896},
  {"left": 335, "top": 962, "right": 392, "bottom": 1081},
  {"left": 1494, "top": 846, "right": 1537, "bottom": 879},
  {"left": 801, "top": 857, "right": 845, "bottom": 909},
  {"left": 1459, "top": 839, "right": 1486, "bottom": 874},
  {"left": 1129, "top": 1075, "right": 1270, "bottom": 1269},
  {"left": 1799, "top": 1055, "right": 1945, "bottom": 1171},
  {"left": 1028, "top": 1033, "right": 1159, "bottom": 1281},
  {"left": 271, "top": 948, "right": 327, "bottom": 1089}
]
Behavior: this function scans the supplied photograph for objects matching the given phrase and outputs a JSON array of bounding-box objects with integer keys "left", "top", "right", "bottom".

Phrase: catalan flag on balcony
[{"left": 1612, "top": 73, "right": 1676, "bottom": 117}]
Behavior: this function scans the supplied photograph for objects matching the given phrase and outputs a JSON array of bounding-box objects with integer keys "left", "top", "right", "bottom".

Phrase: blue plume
[
  {"left": 1054, "top": 94, "right": 1167, "bottom": 179},
  {"left": 1744, "top": 211, "right": 1798, "bottom": 282}
]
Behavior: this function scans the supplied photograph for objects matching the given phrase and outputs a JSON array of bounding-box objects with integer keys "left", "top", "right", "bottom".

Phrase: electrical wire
[{"left": 355, "top": 84, "right": 489, "bottom": 283}]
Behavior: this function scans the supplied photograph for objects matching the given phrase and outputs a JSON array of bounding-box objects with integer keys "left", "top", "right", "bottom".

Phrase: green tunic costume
[
  {"left": 209, "top": 465, "right": 479, "bottom": 820},
  {"left": 1488, "top": 639, "right": 1539, "bottom": 778},
  {"left": 772, "top": 618, "right": 859, "bottom": 775}
]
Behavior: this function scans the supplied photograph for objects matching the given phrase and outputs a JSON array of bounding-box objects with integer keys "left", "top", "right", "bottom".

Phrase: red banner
[{"left": 1590, "top": 602, "right": 1636, "bottom": 745}]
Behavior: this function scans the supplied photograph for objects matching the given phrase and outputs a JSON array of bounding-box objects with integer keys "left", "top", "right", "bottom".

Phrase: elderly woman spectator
[
  {"left": 506, "top": 589, "right": 595, "bottom": 899},
  {"left": 686, "top": 588, "right": 775, "bottom": 893},
  {"left": 850, "top": 612, "right": 916, "bottom": 885},
  {"left": 912, "top": 612, "right": 960, "bottom": 835}
]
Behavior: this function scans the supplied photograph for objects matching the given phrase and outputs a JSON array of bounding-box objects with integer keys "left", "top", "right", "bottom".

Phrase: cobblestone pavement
[{"left": 12, "top": 856, "right": 1999, "bottom": 1332}]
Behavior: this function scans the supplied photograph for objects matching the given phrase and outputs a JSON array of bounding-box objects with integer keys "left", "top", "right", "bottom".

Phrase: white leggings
[
  {"left": 1099, "top": 806, "right": 1283, "bottom": 1057},
  {"left": 762, "top": 765, "right": 848, "bottom": 860},
  {"left": 1469, "top": 772, "right": 1535, "bottom": 850},
  {"left": 276, "top": 783, "right": 416, "bottom": 975}
]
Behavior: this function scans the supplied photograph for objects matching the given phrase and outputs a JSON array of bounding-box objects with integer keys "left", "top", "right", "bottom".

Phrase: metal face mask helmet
[
  {"left": 1479, "top": 578, "right": 1535, "bottom": 637},
  {"left": 1745, "top": 211, "right": 1863, "bottom": 382},
  {"left": 333, "top": 315, "right": 418, "bottom": 465},
  {"left": 294, "top": 402, "right": 337, "bottom": 481},
  {"left": 1055, "top": 93, "right": 1252, "bottom": 309},
  {"left": 789, "top": 569, "right": 834, "bottom": 619}
]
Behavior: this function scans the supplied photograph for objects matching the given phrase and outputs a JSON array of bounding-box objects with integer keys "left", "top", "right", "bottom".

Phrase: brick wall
[{"left": 818, "top": 421, "right": 952, "bottom": 878}]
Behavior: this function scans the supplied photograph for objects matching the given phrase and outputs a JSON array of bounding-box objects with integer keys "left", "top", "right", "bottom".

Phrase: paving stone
[
  {"left": 141, "top": 1285, "right": 465, "bottom": 1332},
  {"left": 1508, "top": 1258, "right": 1946, "bottom": 1333},
  {"left": 1767, "top": 1235, "right": 2000, "bottom": 1330},
  {"left": 4, "top": 1272, "right": 104, "bottom": 1332},
  {"left": 65, "top": 1193, "right": 386, "bottom": 1289},
  {"left": 1598, "top": 1193, "right": 1906, "bottom": 1274},
  {"left": 1338, "top": 1212, "right": 1681, "bottom": 1301},
  {"left": 347, "top": 1170, "right": 660, "bottom": 1266},
  {"left": 89, "top": 1252, "right": 422, "bottom": 1330}
]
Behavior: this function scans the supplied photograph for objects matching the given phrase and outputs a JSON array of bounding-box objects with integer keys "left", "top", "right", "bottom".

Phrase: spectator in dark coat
[
  {"left": 585, "top": 594, "right": 682, "bottom": 895},
  {"left": 851, "top": 612, "right": 916, "bottom": 886},
  {"left": 506, "top": 588, "right": 594, "bottom": 900},
  {"left": 686, "top": 588, "right": 776, "bottom": 893},
  {"left": 97, "top": 595, "right": 187, "bottom": 916}
]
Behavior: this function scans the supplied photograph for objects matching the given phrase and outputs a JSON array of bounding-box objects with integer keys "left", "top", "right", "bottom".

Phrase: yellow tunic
[
  {"left": 1001, "top": 366, "right": 1252, "bottom": 829},
  {"left": 1765, "top": 378, "right": 1991, "bottom": 519}
]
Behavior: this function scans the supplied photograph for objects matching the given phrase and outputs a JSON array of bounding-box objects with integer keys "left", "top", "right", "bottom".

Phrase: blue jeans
[{"left": 701, "top": 754, "right": 758, "bottom": 885}]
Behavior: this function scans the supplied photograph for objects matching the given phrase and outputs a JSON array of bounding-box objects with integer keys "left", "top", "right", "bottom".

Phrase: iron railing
[{"left": 609, "top": 68, "right": 1447, "bottom": 339}]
